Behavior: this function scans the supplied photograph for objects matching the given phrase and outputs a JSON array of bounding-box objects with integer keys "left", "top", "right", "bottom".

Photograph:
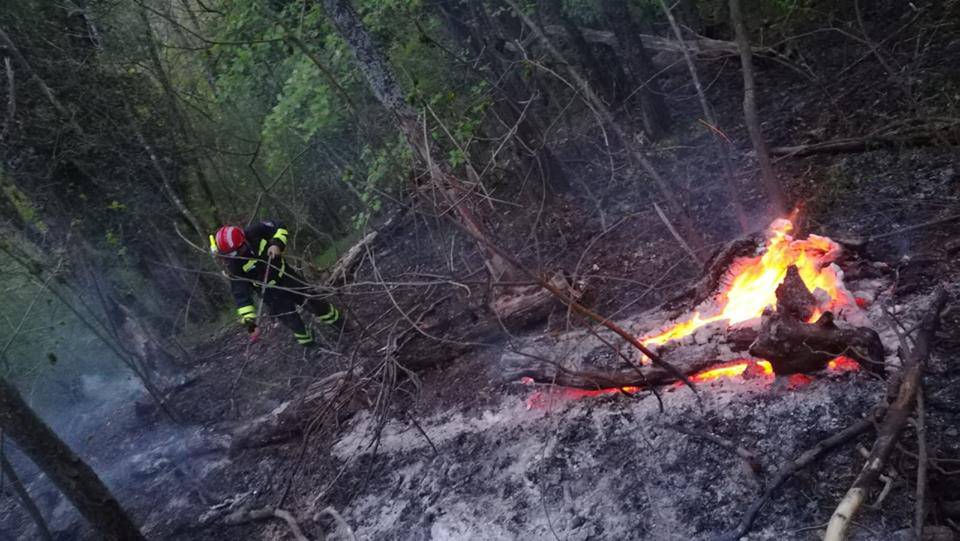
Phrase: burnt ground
[{"left": 2, "top": 2, "right": 960, "bottom": 540}]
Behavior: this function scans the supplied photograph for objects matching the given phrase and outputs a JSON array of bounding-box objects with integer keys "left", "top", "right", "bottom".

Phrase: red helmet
[{"left": 214, "top": 225, "right": 246, "bottom": 255}]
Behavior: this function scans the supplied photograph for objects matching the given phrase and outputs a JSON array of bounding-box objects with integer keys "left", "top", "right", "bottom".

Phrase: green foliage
[
  {"left": 0, "top": 172, "right": 48, "bottom": 233},
  {"left": 313, "top": 232, "right": 362, "bottom": 270},
  {"left": 261, "top": 55, "right": 333, "bottom": 172},
  {"left": 350, "top": 135, "right": 410, "bottom": 230},
  {"left": 561, "top": 0, "right": 602, "bottom": 24}
]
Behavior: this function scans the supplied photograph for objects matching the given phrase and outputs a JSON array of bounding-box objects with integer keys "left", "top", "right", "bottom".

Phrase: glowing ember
[
  {"left": 787, "top": 374, "right": 814, "bottom": 388},
  {"left": 641, "top": 219, "right": 856, "bottom": 354},
  {"left": 827, "top": 356, "right": 861, "bottom": 372},
  {"left": 525, "top": 386, "right": 639, "bottom": 409},
  {"left": 689, "top": 359, "right": 773, "bottom": 383}
]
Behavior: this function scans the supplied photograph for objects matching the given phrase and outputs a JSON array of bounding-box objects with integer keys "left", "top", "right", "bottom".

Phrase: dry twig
[
  {"left": 824, "top": 287, "right": 947, "bottom": 541},
  {"left": 224, "top": 506, "right": 309, "bottom": 541},
  {"left": 715, "top": 416, "right": 876, "bottom": 541}
]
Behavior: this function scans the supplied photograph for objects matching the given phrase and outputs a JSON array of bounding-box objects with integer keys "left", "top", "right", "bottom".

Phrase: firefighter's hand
[
  {"left": 247, "top": 323, "right": 260, "bottom": 343},
  {"left": 267, "top": 245, "right": 282, "bottom": 259}
]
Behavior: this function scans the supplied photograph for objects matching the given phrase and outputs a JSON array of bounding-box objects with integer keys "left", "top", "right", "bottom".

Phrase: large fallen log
[
  {"left": 823, "top": 287, "right": 948, "bottom": 541},
  {"left": 770, "top": 122, "right": 960, "bottom": 157},
  {"left": 230, "top": 370, "right": 364, "bottom": 452},
  {"left": 502, "top": 348, "right": 727, "bottom": 390}
]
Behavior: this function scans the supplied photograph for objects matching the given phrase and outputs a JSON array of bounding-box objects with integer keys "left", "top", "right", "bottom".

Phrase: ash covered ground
[
  {"left": 3, "top": 3, "right": 960, "bottom": 539},
  {"left": 331, "top": 365, "right": 884, "bottom": 540}
]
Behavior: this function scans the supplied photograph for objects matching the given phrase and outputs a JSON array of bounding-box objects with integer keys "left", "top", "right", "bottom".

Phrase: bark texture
[
  {"left": 319, "top": 0, "right": 514, "bottom": 284},
  {"left": 749, "top": 311, "right": 885, "bottom": 375},
  {"left": 600, "top": 1, "right": 671, "bottom": 139},
  {"left": 0, "top": 377, "right": 145, "bottom": 540}
]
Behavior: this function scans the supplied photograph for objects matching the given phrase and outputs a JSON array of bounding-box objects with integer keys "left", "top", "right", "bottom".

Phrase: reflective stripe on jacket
[{"left": 222, "top": 220, "right": 290, "bottom": 314}]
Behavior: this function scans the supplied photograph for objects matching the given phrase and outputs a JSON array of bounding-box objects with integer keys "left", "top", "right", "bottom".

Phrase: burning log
[
  {"left": 664, "top": 235, "right": 761, "bottom": 309},
  {"left": 750, "top": 311, "right": 885, "bottom": 376},
  {"left": 503, "top": 348, "right": 745, "bottom": 391},
  {"left": 506, "top": 219, "right": 888, "bottom": 395},
  {"left": 774, "top": 265, "right": 818, "bottom": 321}
]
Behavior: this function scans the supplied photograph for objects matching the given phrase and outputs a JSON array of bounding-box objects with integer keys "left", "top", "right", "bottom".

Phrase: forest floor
[{"left": 3, "top": 10, "right": 960, "bottom": 541}]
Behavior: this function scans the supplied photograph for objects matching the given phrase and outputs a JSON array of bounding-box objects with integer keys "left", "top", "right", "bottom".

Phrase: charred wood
[
  {"left": 229, "top": 370, "right": 365, "bottom": 453},
  {"left": 774, "top": 265, "right": 818, "bottom": 321},
  {"left": 490, "top": 271, "right": 576, "bottom": 328},
  {"left": 770, "top": 123, "right": 960, "bottom": 157},
  {"left": 502, "top": 350, "right": 719, "bottom": 390},
  {"left": 749, "top": 311, "right": 885, "bottom": 375},
  {"left": 663, "top": 235, "right": 761, "bottom": 309}
]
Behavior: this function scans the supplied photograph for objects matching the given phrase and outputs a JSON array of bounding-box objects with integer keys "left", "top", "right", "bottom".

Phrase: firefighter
[{"left": 210, "top": 220, "right": 343, "bottom": 346}]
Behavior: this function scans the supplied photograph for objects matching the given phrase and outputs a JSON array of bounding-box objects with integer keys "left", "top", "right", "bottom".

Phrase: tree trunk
[
  {"left": 318, "top": 0, "right": 515, "bottom": 283},
  {"left": 539, "top": 0, "right": 625, "bottom": 106},
  {"left": 677, "top": 0, "right": 703, "bottom": 33},
  {"left": 434, "top": 0, "right": 570, "bottom": 191},
  {"left": 599, "top": 1, "right": 671, "bottom": 140},
  {"left": 659, "top": 0, "right": 747, "bottom": 232},
  {"left": 0, "top": 450, "right": 54, "bottom": 541},
  {"left": 137, "top": 7, "right": 221, "bottom": 227},
  {"left": 0, "top": 377, "right": 145, "bottom": 541},
  {"left": 504, "top": 0, "right": 706, "bottom": 258},
  {"left": 729, "top": 0, "right": 785, "bottom": 216}
]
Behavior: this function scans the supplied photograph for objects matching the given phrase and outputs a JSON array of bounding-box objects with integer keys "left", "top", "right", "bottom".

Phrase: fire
[
  {"left": 641, "top": 219, "right": 855, "bottom": 353},
  {"left": 689, "top": 359, "right": 773, "bottom": 383},
  {"left": 521, "top": 219, "right": 867, "bottom": 409},
  {"left": 827, "top": 355, "right": 861, "bottom": 372},
  {"left": 524, "top": 356, "right": 859, "bottom": 408}
]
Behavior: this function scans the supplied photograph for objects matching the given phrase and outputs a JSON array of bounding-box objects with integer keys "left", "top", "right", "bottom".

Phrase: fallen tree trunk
[
  {"left": 502, "top": 350, "right": 724, "bottom": 390},
  {"left": 528, "top": 25, "right": 770, "bottom": 62},
  {"left": 0, "top": 376, "right": 145, "bottom": 540},
  {"left": 230, "top": 369, "right": 365, "bottom": 452},
  {"left": 823, "top": 287, "right": 948, "bottom": 541},
  {"left": 770, "top": 125, "right": 960, "bottom": 157}
]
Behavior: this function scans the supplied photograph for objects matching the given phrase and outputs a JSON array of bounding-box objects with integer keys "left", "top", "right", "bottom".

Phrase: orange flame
[
  {"left": 690, "top": 359, "right": 773, "bottom": 383},
  {"left": 641, "top": 219, "right": 854, "bottom": 353}
]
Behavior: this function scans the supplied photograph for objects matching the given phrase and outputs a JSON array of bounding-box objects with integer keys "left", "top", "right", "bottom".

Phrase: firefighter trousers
[{"left": 261, "top": 270, "right": 341, "bottom": 345}]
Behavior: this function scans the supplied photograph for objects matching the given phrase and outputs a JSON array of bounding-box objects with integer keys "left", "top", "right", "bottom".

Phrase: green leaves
[{"left": 261, "top": 55, "right": 333, "bottom": 171}]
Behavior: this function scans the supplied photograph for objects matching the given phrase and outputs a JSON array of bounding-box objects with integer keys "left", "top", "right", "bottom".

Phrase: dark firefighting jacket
[{"left": 222, "top": 220, "right": 289, "bottom": 322}]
